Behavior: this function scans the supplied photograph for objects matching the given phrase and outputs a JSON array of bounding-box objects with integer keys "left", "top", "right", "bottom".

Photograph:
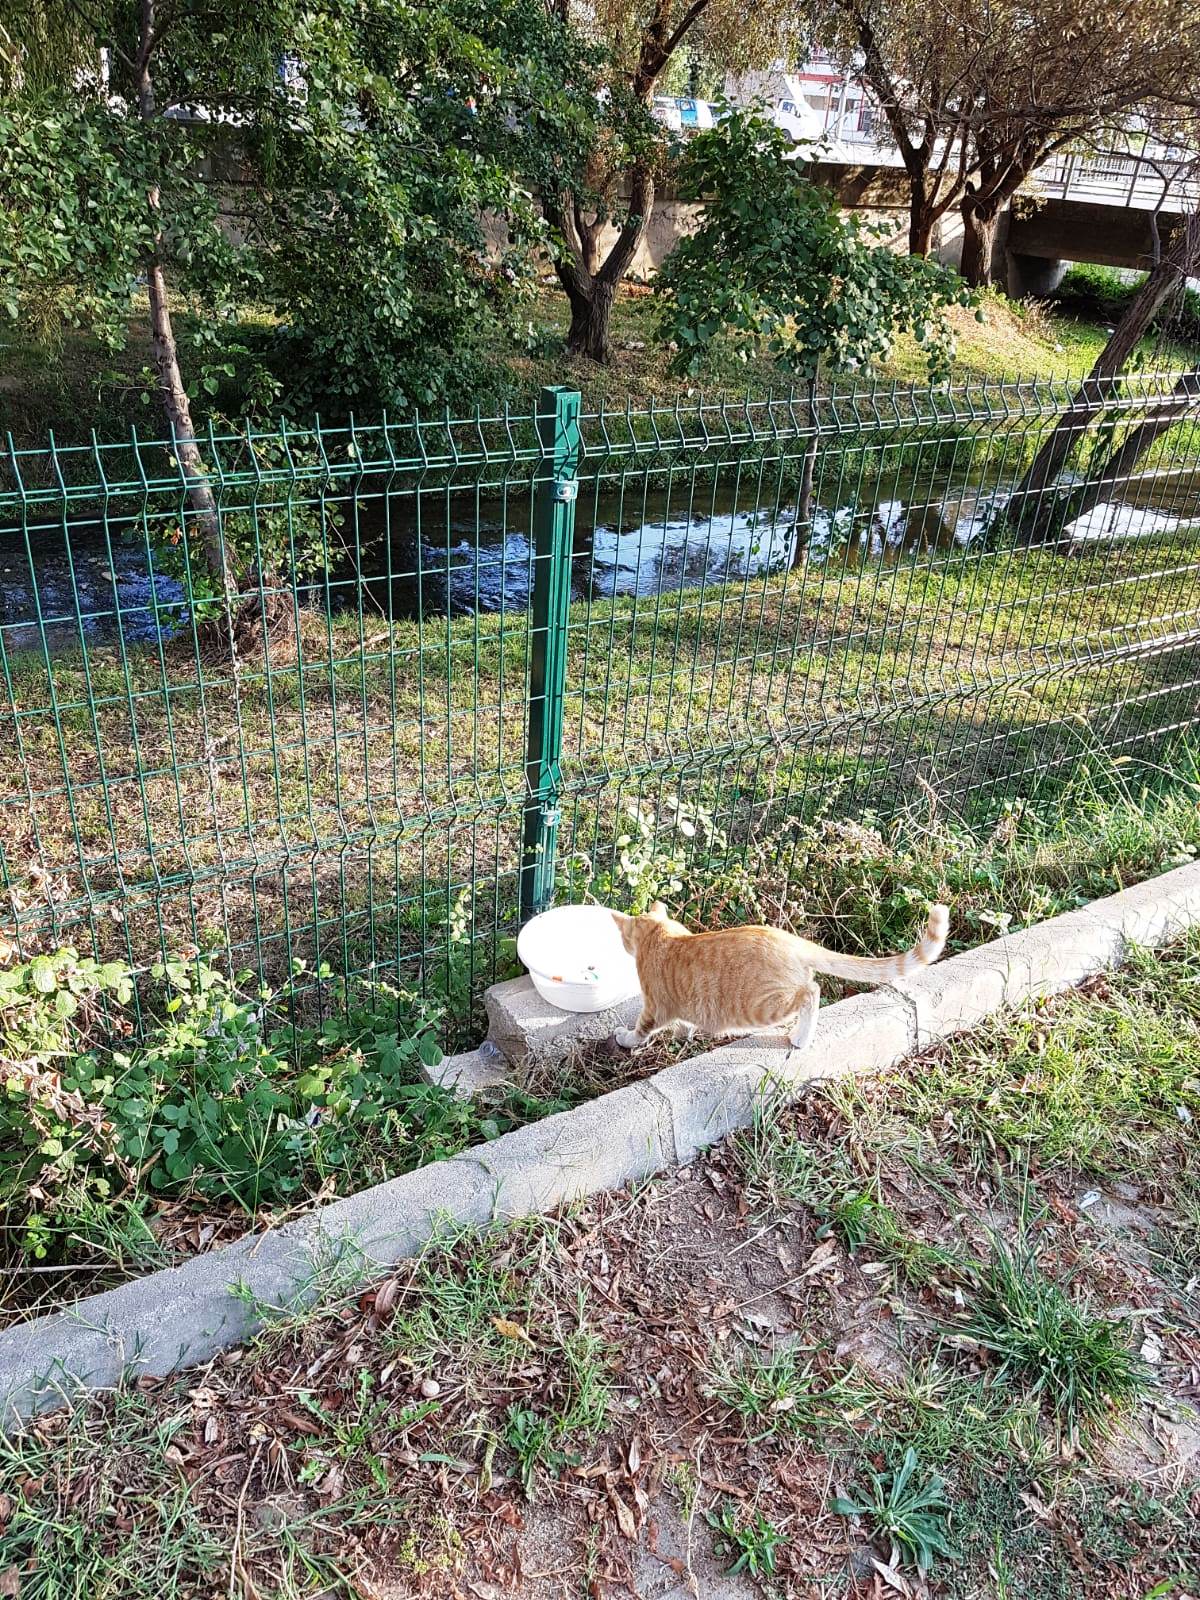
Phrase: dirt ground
[{"left": 3, "top": 953, "right": 1200, "bottom": 1600}]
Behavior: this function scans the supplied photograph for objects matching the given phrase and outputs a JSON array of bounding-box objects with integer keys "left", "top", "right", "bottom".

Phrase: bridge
[
  {"left": 808, "top": 144, "right": 1198, "bottom": 294},
  {"left": 587, "top": 143, "right": 1196, "bottom": 292}
]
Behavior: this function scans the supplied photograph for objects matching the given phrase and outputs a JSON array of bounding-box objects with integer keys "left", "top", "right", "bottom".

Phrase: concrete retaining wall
[{"left": 4, "top": 861, "right": 1200, "bottom": 1425}]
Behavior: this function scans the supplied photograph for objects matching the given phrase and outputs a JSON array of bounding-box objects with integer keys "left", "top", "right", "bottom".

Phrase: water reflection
[{"left": 3, "top": 479, "right": 1195, "bottom": 654}]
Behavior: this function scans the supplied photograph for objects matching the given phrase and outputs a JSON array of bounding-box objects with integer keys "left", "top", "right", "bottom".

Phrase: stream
[{"left": 0, "top": 476, "right": 1195, "bottom": 654}]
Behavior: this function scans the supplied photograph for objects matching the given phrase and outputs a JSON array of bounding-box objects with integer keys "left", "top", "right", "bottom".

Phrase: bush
[
  {"left": 0, "top": 947, "right": 484, "bottom": 1260},
  {"left": 657, "top": 109, "right": 973, "bottom": 380},
  {"left": 1050, "top": 264, "right": 1200, "bottom": 343}
]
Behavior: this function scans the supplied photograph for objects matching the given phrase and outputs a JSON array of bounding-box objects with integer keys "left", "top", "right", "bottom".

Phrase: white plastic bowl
[{"left": 517, "top": 903, "right": 641, "bottom": 1013}]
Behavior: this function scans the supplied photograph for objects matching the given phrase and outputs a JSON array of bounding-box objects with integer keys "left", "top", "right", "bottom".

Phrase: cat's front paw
[{"left": 613, "top": 1027, "right": 641, "bottom": 1050}]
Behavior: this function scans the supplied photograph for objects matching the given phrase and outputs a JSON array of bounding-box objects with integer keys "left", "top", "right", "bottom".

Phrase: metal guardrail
[{"left": 1037, "top": 148, "right": 1200, "bottom": 211}]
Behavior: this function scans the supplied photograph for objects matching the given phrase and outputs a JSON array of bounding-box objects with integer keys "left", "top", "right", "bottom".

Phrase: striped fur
[{"left": 611, "top": 902, "right": 948, "bottom": 1053}]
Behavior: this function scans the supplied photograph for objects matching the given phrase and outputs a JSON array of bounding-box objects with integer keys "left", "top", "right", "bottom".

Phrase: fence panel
[{"left": 2, "top": 373, "right": 1199, "bottom": 1040}]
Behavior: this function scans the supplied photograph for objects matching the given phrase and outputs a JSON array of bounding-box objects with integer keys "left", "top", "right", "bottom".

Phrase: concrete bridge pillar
[{"left": 1005, "top": 250, "right": 1068, "bottom": 300}]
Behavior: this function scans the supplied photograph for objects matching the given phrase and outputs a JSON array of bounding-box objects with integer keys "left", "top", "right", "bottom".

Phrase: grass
[
  {"left": 380, "top": 1219, "right": 548, "bottom": 1377},
  {"left": 381, "top": 1221, "right": 616, "bottom": 1454},
  {"left": 4, "top": 272, "right": 1199, "bottom": 1036},
  {"left": 705, "top": 1343, "right": 840, "bottom": 1439},
  {"left": 3, "top": 271, "right": 1200, "bottom": 1321},
  {"left": 5, "top": 520, "right": 1200, "bottom": 1027},
  {"left": 7, "top": 736, "right": 1200, "bottom": 1327},
  {"left": 836, "top": 929, "right": 1200, "bottom": 1185},
  {"left": 3, "top": 280, "right": 1188, "bottom": 448},
  {"left": 943, "top": 1231, "right": 1150, "bottom": 1437},
  {"left": 3, "top": 932, "right": 1200, "bottom": 1599},
  {"left": 839, "top": 1360, "right": 1046, "bottom": 1469},
  {"left": 0, "top": 1388, "right": 241, "bottom": 1600},
  {"left": 733, "top": 1110, "right": 965, "bottom": 1285}
]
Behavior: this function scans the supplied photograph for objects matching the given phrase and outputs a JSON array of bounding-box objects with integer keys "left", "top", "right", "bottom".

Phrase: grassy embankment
[{"left": 3, "top": 271, "right": 1197, "bottom": 445}]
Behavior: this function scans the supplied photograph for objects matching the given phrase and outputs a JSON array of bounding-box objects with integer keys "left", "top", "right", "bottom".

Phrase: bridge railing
[{"left": 1037, "top": 147, "right": 1200, "bottom": 210}]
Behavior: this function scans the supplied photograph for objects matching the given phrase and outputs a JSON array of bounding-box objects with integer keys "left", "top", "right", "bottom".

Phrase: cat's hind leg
[
  {"left": 614, "top": 1005, "right": 670, "bottom": 1051},
  {"left": 786, "top": 981, "right": 820, "bottom": 1053}
]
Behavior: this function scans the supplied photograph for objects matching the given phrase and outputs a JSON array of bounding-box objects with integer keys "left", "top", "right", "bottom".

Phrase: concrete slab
[
  {"left": 421, "top": 1046, "right": 510, "bottom": 1099},
  {"left": 485, "top": 974, "right": 641, "bottom": 1065}
]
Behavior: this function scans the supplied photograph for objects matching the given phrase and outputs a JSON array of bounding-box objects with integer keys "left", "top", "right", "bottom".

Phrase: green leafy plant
[
  {"left": 293, "top": 1369, "right": 438, "bottom": 1491},
  {"left": 657, "top": 110, "right": 974, "bottom": 382},
  {"left": 560, "top": 795, "right": 727, "bottom": 915},
  {"left": 832, "top": 1448, "right": 955, "bottom": 1571},
  {"left": 706, "top": 1344, "right": 836, "bottom": 1438},
  {"left": 78, "top": 958, "right": 446, "bottom": 1209},
  {"left": 944, "top": 1235, "right": 1148, "bottom": 1434},
  {"left": 0, "top": 940, "right": 518, "bottom": 1263},
  {"left": 503, "top": 1404, "right": 578, "bottom": 1501},
  {"left": 705, "top": 1502, "right": 787, "bottom": 1577},
  {"left": 0, "top": 947, "right": 135, "bottom": 1255}
]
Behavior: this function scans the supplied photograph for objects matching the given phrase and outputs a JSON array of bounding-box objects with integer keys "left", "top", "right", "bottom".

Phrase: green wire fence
[{"left": 2, "top": 372, "right": 1199, "bottom": 1041}]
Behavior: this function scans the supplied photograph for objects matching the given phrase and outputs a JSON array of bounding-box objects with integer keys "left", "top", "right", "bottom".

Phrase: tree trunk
[
  {"left": 908, "top": 206, "right": 936, "bottom": 258},
  {"left": 1047, "top": 370, "right": 1200, "bottom": 545},
  {"left": 544, "top": 0, "right": 682, "bottom": 365},
  {"left": 906, "top": 169, "right": 941, "bottom": 257},
  {"left": 144, "top": 262, "right": 233, "bottom": 598},
  {"left": 136, "top": 0, "right": 232, "bottom": 603},
  {"left": 564, "top": 278, "right": 617, "bottom": 362},
  {"left": 959, "top": 200, "right": 1000, "bottom": 287},
  {"left": 791, "top": 380, "right": 818, "bottom": 569},
  {"left": 550, "top": 165, "right": 655, "bottom": 364},
  {"left": 1007, "top": 219, "right": 1197, "bottom": 542}
]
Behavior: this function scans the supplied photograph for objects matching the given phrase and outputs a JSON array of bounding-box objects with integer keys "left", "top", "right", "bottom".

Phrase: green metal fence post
[{"left": 520, "top": 385, "right": 582, "bottom": 923}]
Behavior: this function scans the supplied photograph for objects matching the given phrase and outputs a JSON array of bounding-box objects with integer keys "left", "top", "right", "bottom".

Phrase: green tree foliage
[
  {"left": 1, "top": 0, "right": 600, "bottom": 604},
  {"left": 0, "top": 0, "right": 599, "bottom": 422},
  {"left": 541, "top": 0, "right": 808, "bottom": 362},
  {"left": 656, "top": 112, "right": 974, "bottom": 381}
]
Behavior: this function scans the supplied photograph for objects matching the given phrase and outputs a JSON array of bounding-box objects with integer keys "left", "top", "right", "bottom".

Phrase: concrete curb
[{"left": 5, "top": 860, "right": 1200, "bottom": 1425}]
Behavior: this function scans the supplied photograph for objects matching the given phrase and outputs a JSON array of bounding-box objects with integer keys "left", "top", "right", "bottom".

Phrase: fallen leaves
[{"left": 491, "top": 1317, "right": 532, "bottom": 1344}]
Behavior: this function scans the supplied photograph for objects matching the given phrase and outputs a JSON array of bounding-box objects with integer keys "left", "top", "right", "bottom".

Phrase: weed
[
  {"left": 1150, "top": 1162, "right": 1200, "bottom": 1302},
  {"left": 0, "top": 1389, "right": 231, "bottom": 1599},
  {"left": 503, "top": 1404, "right": 578, "bottom": 1500},
  {"left": 846, "top": 926, "right": 1200, "bottom": 1184},
  {"left": 706, "top": 1343, "right": 839, "bottom": 1439},
  {"left": 734, "top": 1102, "right": 835, "bottom": 1212},
  {"left": 551, "top": 1299, "right": 613, "bottom": 1435},
  {"left": 292, "top": 1369, "right": 439, "bottom": 1491},
  {"left": 944, "top": 1235, "right": 1148, "bottom": 1435},
  {"left": 705, "top": 1501, "right": 788, "bottom": 1577},
  {"left": 822, "top": 1189, "right": 963, "bottom": 1285},
  {"left": 828, "top": 1190, "right": 886, "bottom": 1251},
  {"left": 736, "top": 1104, "right": 962, "bottom": 1286},
  {"left": 669, "top": 1459, "right": 698, "bottom": 1518},
  {"left": 383, "top": 1221, "right": 545, "bottom": 1376},
  {"left": 832, "top": 1448, "right": 955, "bottom": 1572},
  {"left": 841, "top": 1359, "right": 1045, "bottom": 1469}
]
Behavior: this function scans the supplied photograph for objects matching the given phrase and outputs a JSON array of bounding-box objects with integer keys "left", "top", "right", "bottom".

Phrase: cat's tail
[{"left": 802, "top": 904, "right": 949, "bottom": 984}]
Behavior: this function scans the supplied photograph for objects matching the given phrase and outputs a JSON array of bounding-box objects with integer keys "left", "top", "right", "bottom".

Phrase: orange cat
[{"left": 610, "top": 902, "right": 949, "bottom": 1052}]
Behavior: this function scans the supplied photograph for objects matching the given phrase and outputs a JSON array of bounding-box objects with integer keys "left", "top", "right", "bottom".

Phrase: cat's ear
[
  {"left": 648, "top": 901, "right": 668, "bottom": 919},
  {"left": 611, "top": 911, "right": 635, "bottom": 951}
]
